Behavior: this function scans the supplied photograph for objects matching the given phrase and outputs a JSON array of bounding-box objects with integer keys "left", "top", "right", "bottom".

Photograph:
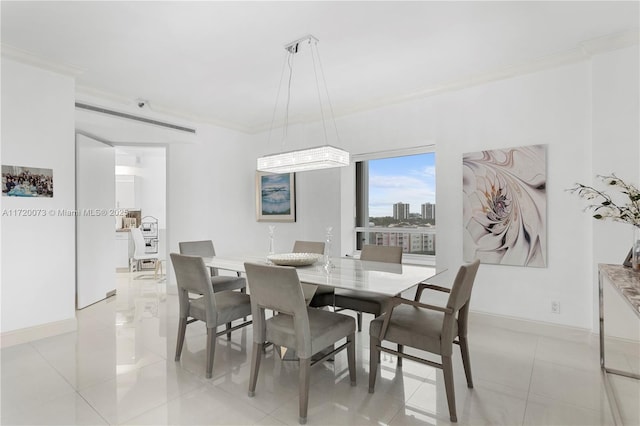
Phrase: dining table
[{"left": 203, "top": 253, "right": 442, "bottom": 300}]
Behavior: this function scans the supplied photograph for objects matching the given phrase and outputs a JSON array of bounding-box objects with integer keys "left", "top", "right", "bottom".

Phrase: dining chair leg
[
  {"left": 241, "top": 287, "right": 247, "bottom": 320},
  {"left": 347, "top": 333, "right": 356, "bottom": 386},
  {"left": 248, "top": 342, "right": 262, "bottom": 397},
  {"left": 459, "top": 336, "right": 474, "bottom": 388},
  {"left": 226, "top": 322, "right": 232, "bottom": 341},
  {"left": 174, "top": 317, "right": 187, "bottom": 361},
  {"left": 206, "top": 327, "right": 216, "bottom": 379},
  {"left": 357, "top": 311, "right": 362, "bottom": 332},
  {"left": 442, "top": 355, "right": 457, "bottom": 422},
  {"left": 397, "top": 344, "right": 404, "bottom": 367},
  {"left": 299, "top": 357, "right": 312, "bottom": 424},
  {"left": 369, "top": 335, "right": 380, "bottom": 393}
]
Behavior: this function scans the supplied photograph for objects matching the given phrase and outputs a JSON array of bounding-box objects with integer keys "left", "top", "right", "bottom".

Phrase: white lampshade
[{"left": 257, "top": 145, "right": 350, "bottom": 173}]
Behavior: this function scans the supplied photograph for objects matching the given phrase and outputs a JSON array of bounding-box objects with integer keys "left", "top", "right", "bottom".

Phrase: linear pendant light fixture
[{"left": 257, "top": 35, "right": 350, "bottom": 173}]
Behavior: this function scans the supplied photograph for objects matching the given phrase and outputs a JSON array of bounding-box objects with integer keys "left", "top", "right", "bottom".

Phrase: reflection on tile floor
[{"left": 1, "top": 271, "right": 639, "bottom": 425}]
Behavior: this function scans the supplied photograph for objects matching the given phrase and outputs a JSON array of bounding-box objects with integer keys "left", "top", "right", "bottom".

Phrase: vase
[{"left": 633, "top": 226, "right": 640, "bottom": 271}]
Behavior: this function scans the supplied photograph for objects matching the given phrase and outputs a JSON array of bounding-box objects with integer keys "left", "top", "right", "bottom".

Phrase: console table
[{"left": 598, "top": 264, "right": 640, "bottom": 425}]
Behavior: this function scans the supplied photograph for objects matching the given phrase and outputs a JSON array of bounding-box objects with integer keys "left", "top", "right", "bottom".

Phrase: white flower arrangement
[{"left": 568, "top": 174, "right": 640, "bottom": 227}]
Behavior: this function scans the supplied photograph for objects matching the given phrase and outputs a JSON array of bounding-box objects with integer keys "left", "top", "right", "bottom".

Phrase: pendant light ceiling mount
[{"left": 257, "top": 34, "right": 350, "bottom": 174}]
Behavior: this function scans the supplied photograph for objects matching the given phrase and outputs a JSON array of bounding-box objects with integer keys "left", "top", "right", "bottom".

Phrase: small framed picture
[
  {"left": 2, "top": 164, "right": 53, "bottom": 197},
  {"left": 256, "top": 171, "right": 296, "bottom": 222}
]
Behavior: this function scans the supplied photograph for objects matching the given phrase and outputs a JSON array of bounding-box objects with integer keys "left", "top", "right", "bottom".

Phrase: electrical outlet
[{"left": 551, "top": 300, "right": 560, "bottom": 314}]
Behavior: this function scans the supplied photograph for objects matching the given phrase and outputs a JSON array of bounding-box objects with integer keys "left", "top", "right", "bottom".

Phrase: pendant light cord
[
  {"left": 310, "top": 40, "right": 329, "bottom": 146},
  {"left": 267, "top": 50, "right": 291, "bottom": 150},
  {"left": 283, "top": 49, "right": 294, "bottom": 149},
  {"left": 313, "top": 42, "right": 342, "bottom": 146}
]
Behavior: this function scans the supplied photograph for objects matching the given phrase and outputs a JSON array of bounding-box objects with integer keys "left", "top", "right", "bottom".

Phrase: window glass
[{"left": 356, "top": 152, "right": 436, "bottom": 256}]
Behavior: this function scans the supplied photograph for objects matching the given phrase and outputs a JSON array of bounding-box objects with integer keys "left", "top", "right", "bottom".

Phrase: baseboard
[{"left": 1, "top": 318, "right": 77, "bottom": 348}]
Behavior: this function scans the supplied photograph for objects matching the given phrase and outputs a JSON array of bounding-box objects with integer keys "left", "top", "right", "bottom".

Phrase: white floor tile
[
  {"left": 402, "top": 376, "right": 527, "bottom": 425},
  {"left": 528, "top": 359, "right": 610, "bottom": 413},
  {"left": 1, "top": 392, "right": 108, "bottom": 425},
  {"left": 608, "top": 374, "right": 640, "bottom": 425},
  {"left": 269, "top": 373, "right": 404, "bottom": 425},
  {"left": 123, "top": 385, "right": 271, "bottom": 425},
  {"left": 523, "top": 393, "right": 614, "bottom": 426},
  {"left": 1, "top": 358, "right": 77, "bottom": 417},
  {"left": 78, "top": 360, "right": 202, "bottom": 424},
  {"left": 534, "top": 335, "right": 601, "bottom": 372}
]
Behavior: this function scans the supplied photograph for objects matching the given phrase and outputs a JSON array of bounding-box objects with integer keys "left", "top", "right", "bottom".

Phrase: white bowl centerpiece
[{"left": 267, "top": 252, "right": 322, "bottom": 266}]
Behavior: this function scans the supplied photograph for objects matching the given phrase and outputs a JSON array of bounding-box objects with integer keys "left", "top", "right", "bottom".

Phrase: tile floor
[{"left": 1, "top": 271, "right": 639, "bottom": 425}]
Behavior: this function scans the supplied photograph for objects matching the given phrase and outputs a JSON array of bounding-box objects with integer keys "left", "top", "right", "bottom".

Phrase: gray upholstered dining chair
[
  {"left": 170, "top": 253, "right": 252, "bottom": 379},
  {"left": 368, "top": 259, "right": 480, "bottom": 423},
  {"left": 244, "top": 262, "right": 356, "bottom": 425},
  {"left": 179, "top": 240, "right": 246, "bottom": 293},
  {"left": 332, "top": 245, "right": 403, "bottom": 331},
  {"left": 292, "top": 240, "right": 325, "bottom": 255}
]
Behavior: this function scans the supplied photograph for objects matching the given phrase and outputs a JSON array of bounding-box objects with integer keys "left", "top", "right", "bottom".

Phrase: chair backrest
[
  {"left": 360, "top": 245, "right": 403, "bottom": 264},
  {"left": 179, "top": 240, "right": 216, "bottom": 257},
  {"left": 444, "top": 259, "right": 480, "bottom": 342},
  {"left": 170, "top": 253, "right": 217, "bottom": 326},
  {"left": 131, "top": 227, "right": 148, "bottom": 257},
  {"left": 244, "top": 262, "right": 311, "bottom": 356},
  {"left": 292, "top": 240, "right": 325, "bottom": 254},
  {"left": 446, "top": 259, "right": 480, "bottom": 313}
]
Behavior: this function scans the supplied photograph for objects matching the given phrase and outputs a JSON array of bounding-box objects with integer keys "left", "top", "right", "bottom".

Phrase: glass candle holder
[
  {"left": 268, "top": 225, "right": 276, "bottom": 257},
  {"left": 324, "top": 226, "right": 334, "bottom": 270}
]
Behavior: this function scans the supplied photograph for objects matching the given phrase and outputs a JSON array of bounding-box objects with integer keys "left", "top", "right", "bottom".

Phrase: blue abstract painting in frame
[{"left": 256, "top": 171, "right": 296, "bottom": 222}]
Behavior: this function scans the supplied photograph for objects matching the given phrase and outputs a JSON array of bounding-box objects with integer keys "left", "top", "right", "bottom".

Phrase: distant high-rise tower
[
  {"left": 393, "top": 202, "right": 410, "bottom": 220},
  {"left": 421, "top": 202, "right": 436, "bottom": 220}
]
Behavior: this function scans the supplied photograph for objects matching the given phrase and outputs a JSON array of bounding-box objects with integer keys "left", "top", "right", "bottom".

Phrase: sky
[{"left": 368, "top": 152, "right": 436, "bottom": 218}]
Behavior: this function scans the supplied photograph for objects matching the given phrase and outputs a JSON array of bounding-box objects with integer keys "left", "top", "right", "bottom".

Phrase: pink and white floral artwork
[{"left": 463, "top": 145, "right": 547, "bottom": 267}]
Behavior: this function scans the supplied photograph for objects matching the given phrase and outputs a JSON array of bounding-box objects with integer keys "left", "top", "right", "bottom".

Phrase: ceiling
[{"left": 2, "top": 1, "right": 638, "bottom": 134}]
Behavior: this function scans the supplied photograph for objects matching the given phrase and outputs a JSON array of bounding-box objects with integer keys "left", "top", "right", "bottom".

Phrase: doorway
[{"left": 114, "top": 146, "right": 167, "bottom": 275}]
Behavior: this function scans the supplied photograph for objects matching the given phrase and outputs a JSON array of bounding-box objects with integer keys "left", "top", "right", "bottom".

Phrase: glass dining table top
[{"left": 203, "top": 254, "right": 441, "bottom": 296}]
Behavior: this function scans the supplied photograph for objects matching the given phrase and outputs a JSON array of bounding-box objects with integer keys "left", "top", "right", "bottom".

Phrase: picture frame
[
  {"left": 256, "top": 171, "right": 296, "bottom": 222},
  {"left": 462, "top": 144, "right": 547, "bottom": 267},
  {"left": 2, "top": 164, "right": 54, "bottom": 198}
]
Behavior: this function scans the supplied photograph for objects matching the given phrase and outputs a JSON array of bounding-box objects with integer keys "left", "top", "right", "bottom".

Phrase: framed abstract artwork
[
  {"left": 256, "top": 171, "right": 296, "bottom": 222},
  {"left": 462, "top": 144, "right": 547, "bottom": 267}
]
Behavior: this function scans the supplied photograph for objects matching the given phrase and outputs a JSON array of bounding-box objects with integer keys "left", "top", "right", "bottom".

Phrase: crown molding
[
  {"left": 1, "top": 43, "right": 85, "bottom": 77},
  {"left": 580, "top": 28, "right": 640, "bottom": 56}
]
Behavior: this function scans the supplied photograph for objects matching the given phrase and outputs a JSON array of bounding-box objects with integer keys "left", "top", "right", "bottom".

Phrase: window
[{"left": 355, "top": 150, "right": 436, "bottom": 261}]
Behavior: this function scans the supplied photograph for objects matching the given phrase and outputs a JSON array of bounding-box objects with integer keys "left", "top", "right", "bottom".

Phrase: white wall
[
  {"left": 137, "top": 152, "right": 167, "bottom": 229},
  {"left": 1, "top": 59, "right": 77, "bottom": 335}
]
